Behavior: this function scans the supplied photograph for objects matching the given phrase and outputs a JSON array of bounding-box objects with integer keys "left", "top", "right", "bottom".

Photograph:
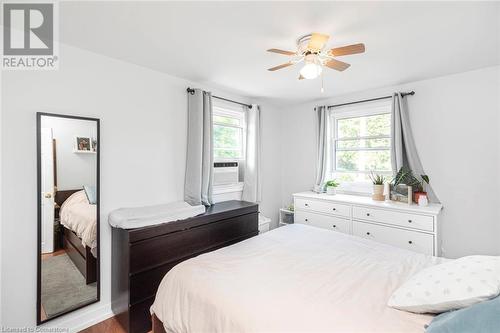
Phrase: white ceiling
[{"left": 60, "top": 1, "right": 500, "bottom": 103}]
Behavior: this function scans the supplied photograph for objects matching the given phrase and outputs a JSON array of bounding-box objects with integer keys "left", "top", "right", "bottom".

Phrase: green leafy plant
[
  {"left": 325, "top": 179, "right": 340, "bottom": 188},
  {"left": 420, "top": 175, "right": 430, "bottom": 192},
  {"left": 369, "top": 172, "right": 386, "bottom": 185},
  {"left": 392, "top": 167, "right": 429, "bottom": 192}
]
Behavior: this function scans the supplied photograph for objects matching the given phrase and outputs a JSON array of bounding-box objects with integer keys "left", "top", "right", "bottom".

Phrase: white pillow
[{"left": 388, "top": 255, "right": 500, "bottom": 313}]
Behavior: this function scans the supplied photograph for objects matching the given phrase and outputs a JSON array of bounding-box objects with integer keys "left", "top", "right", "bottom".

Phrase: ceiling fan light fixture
[
  {"left": 300, "top": 62, "right": 322, "bottom": 80},
  {"left": 300, "top": 55, "right": 322, "bottom": 79},
  {"left": 266, "top": 33, "right": 365, "bottom": 79}
]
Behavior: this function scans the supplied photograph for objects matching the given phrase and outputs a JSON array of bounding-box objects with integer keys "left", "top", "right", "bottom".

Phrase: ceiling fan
[{"left": 267, "top": 33, "right": 365, "bottom": 81}]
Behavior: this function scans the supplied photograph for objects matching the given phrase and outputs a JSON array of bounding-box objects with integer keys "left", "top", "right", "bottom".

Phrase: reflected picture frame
[{"left": 75, "top": 136, "right": 92, "bottom": 152}]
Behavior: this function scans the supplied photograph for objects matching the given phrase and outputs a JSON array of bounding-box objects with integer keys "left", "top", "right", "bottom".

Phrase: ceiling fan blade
[
  {"left": 298, "top": 74, "right": 305, "bottom": 80},
  {"left": 329, "top": 43, "right": 365, "bottom": 57},
  {"left": 307, "top": 33, "right": 330, "bottom": 51},
  {"left": 267, "top": 62, "right": 293, "bottom": 71},
  {"left": 267, "top": 48, "right": 296, "bottom": 56},
  {"left": 324, "top": 59, "right": 351, "bottom": 71}
]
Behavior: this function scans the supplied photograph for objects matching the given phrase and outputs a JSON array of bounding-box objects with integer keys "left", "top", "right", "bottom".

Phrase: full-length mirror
[{"left": 37, "top": 113, "right": 100, "bottom": 324}]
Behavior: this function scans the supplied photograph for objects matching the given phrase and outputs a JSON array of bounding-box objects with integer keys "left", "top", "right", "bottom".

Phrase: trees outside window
[{"left": 329, "top": 100, "right": 392, "bottom": 193}]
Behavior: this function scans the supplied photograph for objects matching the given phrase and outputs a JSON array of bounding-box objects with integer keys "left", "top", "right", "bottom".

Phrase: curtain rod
[
  {"left": 327, "top": 91, "right": 415, "bottom": 109},
  {"left": 187, "top": 88, "right": 252, "bottom": 109}
]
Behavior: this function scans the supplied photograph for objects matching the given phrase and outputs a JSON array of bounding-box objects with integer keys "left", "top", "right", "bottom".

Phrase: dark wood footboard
[{"left": 111, "top": 201, "right": 259, "bottom": 333}]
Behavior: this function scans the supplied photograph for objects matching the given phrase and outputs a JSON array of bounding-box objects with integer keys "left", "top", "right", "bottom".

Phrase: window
[
  {"left": 329, "top": 100, "right": 392, "bottom": 194},
  {"left": 213, "top": 104, "right": 245, "bottom": 161}
]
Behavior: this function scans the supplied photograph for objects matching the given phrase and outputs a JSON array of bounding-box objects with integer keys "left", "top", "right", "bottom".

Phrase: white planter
[
  {"left": 372, "top": 184, "right": 385, "bottom": 201},
  {"left": 326, "top": 186, "right": 337, "bottom": 195}
]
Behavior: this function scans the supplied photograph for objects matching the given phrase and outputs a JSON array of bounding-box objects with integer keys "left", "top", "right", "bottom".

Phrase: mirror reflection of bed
[{"left": 38, "top": 114, "right": 99, "bottom": 323}]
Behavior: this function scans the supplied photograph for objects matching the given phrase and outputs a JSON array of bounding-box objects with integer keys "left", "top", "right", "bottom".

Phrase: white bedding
[
  {"left": 108, "top": 201, "right": 206, "bottom": 229},
  {"left": 60, "top": 190, "right": 97, "bottom": 257},
  {"left": 152, "top": 224, "right": 445, "bottom": 333}
]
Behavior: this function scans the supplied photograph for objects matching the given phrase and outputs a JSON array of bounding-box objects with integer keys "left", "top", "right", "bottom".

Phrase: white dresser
[{"left": 293, "top": 191, "right": 443, "bottom": 256}]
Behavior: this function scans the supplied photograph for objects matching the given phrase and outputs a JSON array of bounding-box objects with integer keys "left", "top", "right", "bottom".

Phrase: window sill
[{"left": 335, "top": 189, "right": 371, "bottom": 197}]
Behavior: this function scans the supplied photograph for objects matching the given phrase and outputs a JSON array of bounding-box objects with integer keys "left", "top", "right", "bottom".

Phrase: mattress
[
  {"left": 60, "top": 190, "right": 97, "bottom": 257},
  {"left": 151, "top": 224, "right": 445, "bottom": 333},
  {"left": 108, "top": 201, "right": 206, "bottom": 229}
]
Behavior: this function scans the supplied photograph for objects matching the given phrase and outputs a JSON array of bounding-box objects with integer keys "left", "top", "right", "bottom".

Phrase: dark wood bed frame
[
  {"left": 56, "top": 189, "right": 97, "bottom": 285},
  {"left": 111, "top": 200, "right": 259, "bottom": 333}
]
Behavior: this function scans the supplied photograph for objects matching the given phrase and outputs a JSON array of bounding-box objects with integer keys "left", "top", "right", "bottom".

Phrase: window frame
[
  {"left": 212, "top": 103, "right": 246, "bottom": 162},
  {"left": 328, "top": 99, "right": 393, "bottom": 195}
]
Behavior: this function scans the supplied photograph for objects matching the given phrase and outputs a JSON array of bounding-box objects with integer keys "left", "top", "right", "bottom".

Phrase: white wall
[
  {"left": 0, "top": 44, "right": 282, "bottom": 330},
  {"left": 256, "top": 100, "right": 284, "bottom": 229},
  {"left": 41, "top": 117, "right": 97, "bottom": 190},
  {"left": 280, "top": 66, "right": 500, "bottom": 259}
]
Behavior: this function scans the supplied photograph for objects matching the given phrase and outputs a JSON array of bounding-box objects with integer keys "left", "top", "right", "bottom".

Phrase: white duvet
[
  {"left": 60, "top": 190, "right": 97, "bottom": 257},
  {"left": 152, "top": 224, "right": 445, "bottom": 333}
]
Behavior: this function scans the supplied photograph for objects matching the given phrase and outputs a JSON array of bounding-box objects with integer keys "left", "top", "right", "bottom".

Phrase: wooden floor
[
  {"left": 79, "top": 316, "right": 125, "bottom": 333},
  {"left": 41, "top": 248, "right": 66, "bottom": 260},
  {"left": 79, "top": 316, "right": 152, "bottom": 333}
]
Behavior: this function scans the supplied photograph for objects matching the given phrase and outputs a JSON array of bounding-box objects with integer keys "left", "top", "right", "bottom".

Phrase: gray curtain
[
  {"left": 242, "top": 104, "right": 262, "bottom": 203},
  {"left": 184, "top": 89, "right": 214, "bottom": 206},
  {"left": 314, "top": 106, "right": 328, "bottom": 193},
  {"left": 391, "top": 93, "right": 439, "bottom": 203}
]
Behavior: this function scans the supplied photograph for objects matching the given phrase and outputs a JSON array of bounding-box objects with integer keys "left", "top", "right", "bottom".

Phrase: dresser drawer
[
  {"left": 295, "top": 198, "right": 351, "bottom": 218},
  {"left": 295, "top": 211, "right": 350, "bottom": 234},
  {"left": 352, "top": 221, "right": 434, "bottom": 255},
  {"left": 352, "top": 206, "right": 434, "bottom": 232}
]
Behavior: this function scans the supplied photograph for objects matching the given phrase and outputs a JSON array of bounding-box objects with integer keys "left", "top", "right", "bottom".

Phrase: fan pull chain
[{"left": 321, "top": 70, "right": 325, "bottom": 93}]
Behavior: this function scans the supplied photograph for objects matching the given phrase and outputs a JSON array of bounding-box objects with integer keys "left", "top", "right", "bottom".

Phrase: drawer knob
[
  {"left": 408, "top": 241, "right": 413, "bottom": 244},
  {"left": 408, "top": 219, "right": 412, "bottom": 223},
  {"left": 366, "top": 213, "right": 371, "bottom": 216},
  {"left": 332, "top": 225, "right": 337, "bottom": 228},
  {"left": 305, "top": 218, "right": 308, "bottom": 222},
  {"left": 366, "top": 232, "right": 371, "bottom": 235},
  {"left": 332, "top": 208, "right": 336, "bottom": 211}
]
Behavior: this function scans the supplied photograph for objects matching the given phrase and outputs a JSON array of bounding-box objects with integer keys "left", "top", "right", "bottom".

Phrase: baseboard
[
  {"left": 70, "top": 304, "right": 114, "bottom": 332},
  {"left": 39, "top": 302, "right": 114, "bottom": 333}
]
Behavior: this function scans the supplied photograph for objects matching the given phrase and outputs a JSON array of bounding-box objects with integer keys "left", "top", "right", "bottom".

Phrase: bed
[
  {"left": 57, "top": 189, "right": 97, "bottom": 284},
  {"left": 151, "top": 223, "right": 445, "bottom": 333}
]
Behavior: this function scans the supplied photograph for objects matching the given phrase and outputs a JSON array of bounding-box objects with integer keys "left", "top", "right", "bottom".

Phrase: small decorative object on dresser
[
  {"left": 414, "top": 174, "right": 430, "bottom": 205},
  {"left": 390, "top": 184, "right": 413, "bottom": 204},
  {"left": 418, "top": 195, "right": 428, "bottom": 207},
  {"left": 369, "top": 172, "right": 386, "bottom": 201},
  {"left": 325, "top": 179, "right": 339, "bottom": 195}
]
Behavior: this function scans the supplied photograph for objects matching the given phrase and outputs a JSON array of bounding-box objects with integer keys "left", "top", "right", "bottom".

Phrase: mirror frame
[{"left": 36, "top": 112, "right": 100, "bottom": 325}]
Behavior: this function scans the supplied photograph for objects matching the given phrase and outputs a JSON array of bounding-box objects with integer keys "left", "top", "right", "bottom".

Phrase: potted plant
[
  {"left": 369, "top": 172, "right": 386, "bottom": 201},
  {"left": 414, "top": 175, "right": 430, "bottom": 204},
  {"left": 325, "top": 180, "right": 340, "bottom": 195},
  {"left": 390, "top": 167, "right": 419, "bottom": 203}
]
